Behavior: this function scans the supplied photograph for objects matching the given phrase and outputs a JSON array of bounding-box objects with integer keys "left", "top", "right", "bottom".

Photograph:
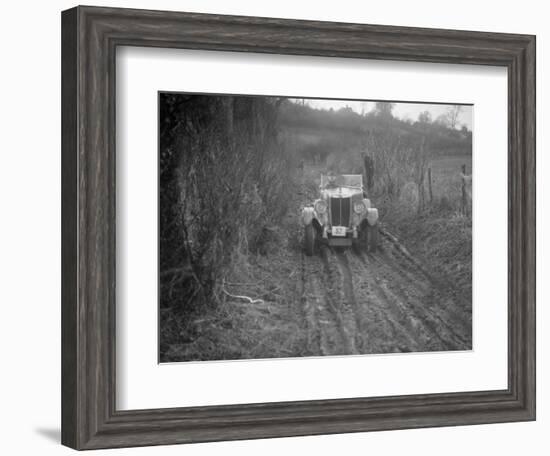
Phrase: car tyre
[{"left": 304, "top": 224, "right": 316, "bottom": 256}]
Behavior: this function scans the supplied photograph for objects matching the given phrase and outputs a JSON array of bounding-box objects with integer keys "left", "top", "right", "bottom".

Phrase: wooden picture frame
[{"left": 61, "top": 5, "right": 536, "bottom": 450}]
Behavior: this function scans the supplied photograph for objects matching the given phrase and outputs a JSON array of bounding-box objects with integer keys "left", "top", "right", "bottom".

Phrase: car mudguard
[
  {"left": 366, "top": 207, "right": 379, "bottom": 226},
  {"left": 301, "top": 206, "right": 315, "bottom": 226}
]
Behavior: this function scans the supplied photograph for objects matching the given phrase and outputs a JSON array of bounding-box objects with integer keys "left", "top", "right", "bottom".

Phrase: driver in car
[{"left": 325, "top": 171, "right": 340, "bottom": 189}]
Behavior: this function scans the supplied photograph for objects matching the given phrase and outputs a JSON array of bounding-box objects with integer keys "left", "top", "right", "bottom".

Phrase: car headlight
[
  {"left": 314, "top": 200, "right": 327, "bottom": 214},
  {"left": 353, "top": 202, "right": 366, "bottom": 214}
]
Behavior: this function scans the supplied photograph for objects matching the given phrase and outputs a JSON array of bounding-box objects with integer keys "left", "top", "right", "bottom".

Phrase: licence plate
[{"left": 332, "top": 226, "right": 346, "bottom": 237}]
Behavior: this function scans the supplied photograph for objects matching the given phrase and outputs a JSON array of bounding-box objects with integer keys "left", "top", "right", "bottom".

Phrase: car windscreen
[{"left": 321, "top": 175, "right": 363, "bottom": 188}]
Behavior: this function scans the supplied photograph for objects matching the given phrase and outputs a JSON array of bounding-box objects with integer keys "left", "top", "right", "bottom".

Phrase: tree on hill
[
  {"left": 417, "top": 110, "right": 432, "bottom": 125},
  {"left": 374, "top": 102, "right": 395, "bottom": 120}
]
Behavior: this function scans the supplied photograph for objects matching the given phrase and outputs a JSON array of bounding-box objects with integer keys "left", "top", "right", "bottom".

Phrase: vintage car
[{"left": 301, "top": 174, "right": 379, "bottom": 255}]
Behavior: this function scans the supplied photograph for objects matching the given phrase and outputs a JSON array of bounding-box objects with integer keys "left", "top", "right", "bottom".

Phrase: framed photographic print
[{"left": 61, "top": 5, "right": 536, "bottom": 450}]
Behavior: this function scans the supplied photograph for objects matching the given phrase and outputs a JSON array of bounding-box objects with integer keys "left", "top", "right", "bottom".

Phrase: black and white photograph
[{"left": 159, "top": 93, "right": 473, "bottom": 362}]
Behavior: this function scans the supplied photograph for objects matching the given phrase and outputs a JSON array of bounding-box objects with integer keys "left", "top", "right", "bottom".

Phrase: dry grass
[
  {"left": 382, "top": 154, "right": 473, "bottom": 304},
  {"left": 161, "top": 240, "right": 309, "bottom": 362},
  {"left": 429, "top": 155, "right": 472, "bottom": 212},
  {"left": 390, "top": 212, "right": 472, "bottom": 298}
]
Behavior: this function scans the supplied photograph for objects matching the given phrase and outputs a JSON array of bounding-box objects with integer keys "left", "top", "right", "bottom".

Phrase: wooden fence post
[
  {"left": 461, "top": 164, "right": 467, "bottom": 215},
  {"left": 428, "top": 167, "right": 433, "bottom": 204}
]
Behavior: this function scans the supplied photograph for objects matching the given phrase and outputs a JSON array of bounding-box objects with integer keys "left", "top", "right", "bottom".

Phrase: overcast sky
[{"left": 292, "top": 99, "right": 473, "bottom": 130}]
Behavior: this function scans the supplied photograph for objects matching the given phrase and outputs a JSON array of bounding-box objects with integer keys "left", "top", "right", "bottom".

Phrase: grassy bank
[{"left": 382, "top": 154, "right": 472, "bottom": 303}]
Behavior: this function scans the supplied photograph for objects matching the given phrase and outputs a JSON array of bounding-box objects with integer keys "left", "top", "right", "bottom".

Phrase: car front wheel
[{"left": 304, "top": 224, "right": 316, "bottom": 256}]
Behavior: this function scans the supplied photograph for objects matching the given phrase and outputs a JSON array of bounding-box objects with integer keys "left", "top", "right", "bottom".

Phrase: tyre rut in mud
[{"left": 300, "top": 232, "right": 471, "bottom": 356}]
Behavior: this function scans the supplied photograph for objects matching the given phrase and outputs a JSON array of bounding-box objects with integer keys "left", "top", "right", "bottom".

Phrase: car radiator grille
[{"left": 330, "top": 197, "right": 351, "bottom": 227}]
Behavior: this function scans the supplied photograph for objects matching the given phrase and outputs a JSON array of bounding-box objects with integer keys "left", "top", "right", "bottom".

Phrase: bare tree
[{"left": 446, "top": 105, "right": 462, "bottom": 129}]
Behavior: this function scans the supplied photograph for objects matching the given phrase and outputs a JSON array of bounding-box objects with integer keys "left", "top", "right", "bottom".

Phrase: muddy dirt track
[
  {"left": 164, "top": 226, "right": 473, "bottom": 362},
  {"left": 300, "top": 236, "right": 472, "bottom": 356}
]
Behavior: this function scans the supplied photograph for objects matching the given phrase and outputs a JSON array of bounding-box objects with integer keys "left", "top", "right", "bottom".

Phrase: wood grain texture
[
  {"left": 61, "top": 5, "right": 536, "bottom": 450},
  {"left": 61, "top": 7, "right": 78, "bottom": 449}
]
